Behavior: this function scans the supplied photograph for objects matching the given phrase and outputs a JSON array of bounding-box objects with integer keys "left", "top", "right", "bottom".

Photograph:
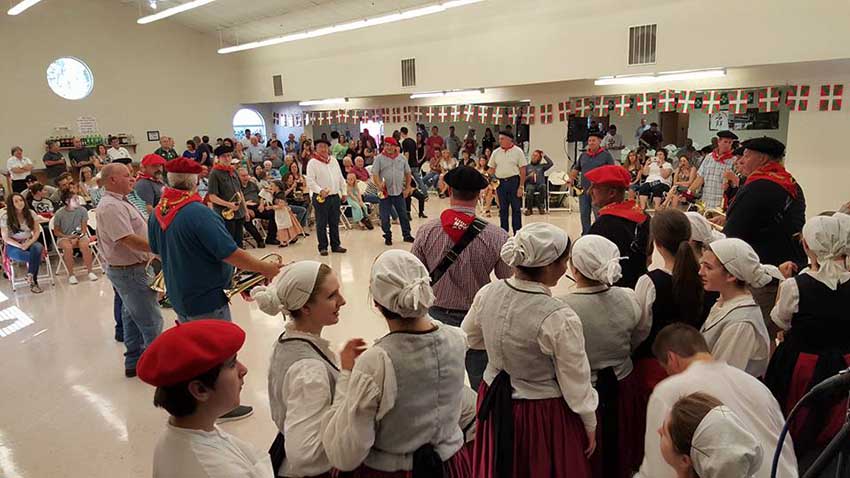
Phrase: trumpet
[
  {"left": 222, "top": 192, "right": 242, "bottom": 220},
  {"left": 149, "top": 253, "right": 284, "bottom": 302},
  {"left": 692, "top": 201, "right": 726, "bottom": 231}
]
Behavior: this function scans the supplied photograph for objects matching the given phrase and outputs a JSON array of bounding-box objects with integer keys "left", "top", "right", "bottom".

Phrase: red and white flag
[
  {"left": 449, "top": 105, "right": 459, "bottom": 122},
  {"left": 438, "top": 106, "right": 449, "bottom": 122},
  {"left": 614, "top": 95, "right": 631, "bottom": 117},
  {"left": 414, "top": 106, "right": 423, "bottom": 122},
  {"left": 477, "top": 105, "right": 489, "bottom": 122},
  {"left": 509, "top": 106, "right": 519, "bottom": 124},
  {"left": 758, "top": 87, "right": 781, "bottom": 112},
  {"left": 785, "top": 85, "right": 810, "bottom": 112},
  {"left": 677, "top": 90, "right": 700, "bottom": 114},
  {"left": 538, "top": 104, "right": 552, "bottom": 124},
  {"left": 460, "top": 105, "right": 471, "bottom": 122},
  {"left": 393, "top": 108, "right": 402, "bottom": 123},
  {"left": 491, "top": 106, "right": 502, "bottom": 124},
  {"left": 594, "top": 96, "right": 607, "bottom": 116},
  {"left": 557, "top": 101, "right": 572, "bottom": 122},
  {"left": 637, "top": 93, "right": 655, "bottom": 114},
  {"left": 318, "top": 112, "right": 327, "bottom": 125},
  {"left": 658, "top": 90, "right": 677, "bottom": 112},
  {"left": 521, "top": 106, "right": 536, "bottom": 125},
  {"left": 703, "top": 91, "right": 721, "bottom": 114},
  {"left": 819, "top": 84, "right": 843, "bottom": 111},
  {"left": 575, "top": 98, "right": 590, "bottom": 118},
  {"left": 339, "top": 110, "right": 349, "bottom": 123},
  {"left": 425, "top": 107, "right": 435, "bottom": 123},
  {"left": 729, "top": 89, "right": 749, "bottom": 114},
  {"left": 361, "top": 110, "right": 371, "bottom": 123}
]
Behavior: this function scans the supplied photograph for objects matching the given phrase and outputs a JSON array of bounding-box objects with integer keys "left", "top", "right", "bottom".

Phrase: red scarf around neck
[
  {"left": 711, "top": 149, "right": 734, "bottom": 163},
  {"left": 137, "top": 173, "right": 160, "bottom": 182},
  {"left": 440, "top": 209, "right": 476, "bottom": 243},
  {"left": 586, "top": 147, "right": 607, "bottom": 158},
  {"left": 598, "top": 200, "right": 648, "bottom": 224},
  {"left": 744, "top": 162, "right": 798, "bottom": 199},
  {"left": 312, "top": 152, "right": 331, "bottom": 164},
  {"left": 155, "top": 187, "right": 203, "bottom": 230},
  {"left": 212, "top": 163, "right": 234, "bottom": 174}
]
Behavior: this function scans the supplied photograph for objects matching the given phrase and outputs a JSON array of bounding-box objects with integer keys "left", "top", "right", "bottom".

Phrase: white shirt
[
  {"left": 306, "top": 157, "right": 346, "bottom": 196},
  {"left": 107, "top": 146, "right": 131, "bottom": 162},
  {"left": 487, "top": 145, "right": 527, "bottom": 179},
  {"left": 633, "top": 268, "right": 670, "bottom": 351},
  {"left": 602, "top": 133, "right": 624, "bottom": 150},
  {"left": 645, "top": 160, "right": 674, "bottom": 186},
  {"left": 700, "top": 294, "right": 770, "bottom": 377},
  {"left": 771, "top": 269, "right": 850, "bottom": 330},
  {"left": 6, "top": 156, "right": 33, "bottom": 180},
  {"left": 153, "top": 423, "right": 274, "bottom": 478},
  {"left": 636, "top": 360, "right": 798, "bottom": 478}
]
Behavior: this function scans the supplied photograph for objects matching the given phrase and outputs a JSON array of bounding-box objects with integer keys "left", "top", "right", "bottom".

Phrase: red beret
[
  {"left": 164, "top": 157, "right": 203, "bottom": 174},
  {"left": 384, "top": 137, "right": 399, "bottom": 146},
  {"left": 137, "top": 320, "right": 245, "bottom": 387},
  {"left": 584, "top": 165, "right": 632, "bottom": 188},
  {"left": 141, "top": 154, "right": 166, "bottom": 167}
]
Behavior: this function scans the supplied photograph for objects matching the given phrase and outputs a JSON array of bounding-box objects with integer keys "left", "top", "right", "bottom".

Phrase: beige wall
[{"left": 0, "top": 0, "right": 242, "bottom": 172}]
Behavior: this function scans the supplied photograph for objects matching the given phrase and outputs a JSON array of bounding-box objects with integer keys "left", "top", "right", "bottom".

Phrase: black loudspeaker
[
  {"left": 515, "top": 123, "right": 530, "bottom": 144},
  {"left": 567, "top": 115, "right": 588, "bottom": 143}
]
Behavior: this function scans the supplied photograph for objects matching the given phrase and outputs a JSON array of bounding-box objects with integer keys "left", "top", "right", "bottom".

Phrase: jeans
[
  {"left": 313, "top": 194, "right": 341, "bottom": 251},
  {"left": 5, "top": 242, "right": 43, "bottom": 278},
  {"left": 406, "top": 188, "right": 427, "bottom": 216},
  {"left": 411, "top": 169, "right": 428, "bottom": 195},
  {"left": 365, "top": 194, "right": 397, "bottom": 219},
  {"left": 579, "top": 192, "right": 599, "bottom": 235},
  {"left": 107, "top": 264, "right": 163, "bottom": 371},
  {"left": 290, "top": 205, "right": 308, "bottom": 227},
  {"left": 177, "top": 303, "right": 232, "bottom": 323},
  {"left": 429, "top": 306, "right": 488, "bottom": 391},
  {"left": 525, "top": 183, "right": 547, "bottom": 211},
  {"left": 224, "top": 218, "right": 245, "bottom": 248},
  {"left": 113, "top": 287, "right": 123, "bottom": 337},
  {"left": 379, "top": 195, "right": 412, "bottom": 240},
  {"left": 496, "top": 175, "right": 522, "bottom": 233},
  {"left": 423, "top": 171, "right": 441, "bottom": 190}
]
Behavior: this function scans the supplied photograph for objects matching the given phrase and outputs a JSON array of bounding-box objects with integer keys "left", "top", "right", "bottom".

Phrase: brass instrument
[
  {"left": 221, "top": 192, "right": 242, "bottom": 220},
  {"left": 149, "top": 253, "right": 284, "bottom": 302},
  {"left": 692, "top": 201, "right": 726, "bottom": 231}
]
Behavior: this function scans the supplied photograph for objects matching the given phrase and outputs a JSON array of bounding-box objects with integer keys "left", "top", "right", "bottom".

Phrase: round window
[{"left": 46, "top": 57, "right": 94, "bottom": 100}]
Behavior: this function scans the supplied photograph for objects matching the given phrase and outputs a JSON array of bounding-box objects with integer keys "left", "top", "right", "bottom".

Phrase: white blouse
[
  {"left": 633, "top": 268, "right": 671, "bottom": 351},
  {"left": 153, "top": 423, "right": 274, "bottom": 478},
  {"left": 771, "top": 269, "right": 850, "bottom": 330},
  {"left": 701, "top": 294, "right": 769, "bottom": 377}
]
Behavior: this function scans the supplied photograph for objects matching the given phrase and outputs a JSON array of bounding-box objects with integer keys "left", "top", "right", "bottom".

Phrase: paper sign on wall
[{"left": 77, "top": 116, "right": 98, "bottom": 134}]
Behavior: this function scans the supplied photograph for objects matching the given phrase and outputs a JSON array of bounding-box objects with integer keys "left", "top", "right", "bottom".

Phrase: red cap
[
  {"left": 384, "top": 137, "right": 399, "bottom": 146},
  {"left": 164, "top": 157, "right": 203, "bottom": 174},
  {"left": 584, "top": 165, "right": 632, "bottom": 188},
  {"left": 141, "top": 154, "right": 166, "bottom": 167},
  {"left": 137, "top": 320, "right": 245, "bottom": 387}
]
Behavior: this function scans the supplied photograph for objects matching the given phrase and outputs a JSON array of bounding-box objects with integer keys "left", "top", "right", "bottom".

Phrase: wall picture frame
[{"left": 147, "top": 130, "right": 160, "bottom": 141}]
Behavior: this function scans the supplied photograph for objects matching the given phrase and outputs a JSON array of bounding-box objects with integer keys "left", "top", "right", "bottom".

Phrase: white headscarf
[
  {"left": 686, "top": 211, "right": 725, "bottom": 245},
  {"left": 251, "top": 261, "right": 322, "bottom": 315},
  {"left": 571, "top": 234, "right": 624, "bottom": 286},
  {"left": 833, "top": 212, "right": 850, "bottom": 261},
  {"left": 370, "top": 250, "right": 434, "bottom": 318},
  {"left": 708, "top": 238, "right": 784, "bottom": 288},
  {"left": 501, "top": 223, "right": 570, "bottom": 268},
  {"left": 802, "top": 216, "right": 850, "bottom": 290},
  {"left": 691, "top": 406, "right": 763, "bottom": 478}
]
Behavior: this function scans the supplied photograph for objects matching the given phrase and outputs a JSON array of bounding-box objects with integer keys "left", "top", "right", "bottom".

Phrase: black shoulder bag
[{"left": 429, "top": 217, "right": 488, "bottom": 286}]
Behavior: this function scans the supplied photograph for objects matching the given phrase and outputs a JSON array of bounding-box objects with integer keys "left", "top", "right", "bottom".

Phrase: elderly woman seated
[{"left": 263, "top": 160, "right": 281, "bottom": 180}]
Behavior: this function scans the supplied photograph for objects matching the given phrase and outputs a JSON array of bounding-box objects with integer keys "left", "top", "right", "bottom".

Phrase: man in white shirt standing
[
  {"left": 306, "top": 139, "right": 347, "bottom": 256},
  {"left": 602, "top": 124, "right": 625, "bottom": 153},
  {"left": 636, "top": 323, "right": 797, "bottom": 478},
  {"left": 6, "top": 146, "right": 34, "bottom": 193},
  {"left": 487, "top": 130, "right": 527, "bottom": 234}
]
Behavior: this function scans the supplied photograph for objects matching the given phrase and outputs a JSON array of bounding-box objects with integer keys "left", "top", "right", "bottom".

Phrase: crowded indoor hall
[{"left": 1, "top": 0, "right": 849, "bottom": 477}]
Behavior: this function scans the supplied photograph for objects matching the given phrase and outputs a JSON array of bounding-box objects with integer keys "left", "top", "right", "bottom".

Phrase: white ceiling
[{"left": 123, "top": 0, "right": 438, "bottom": 46}]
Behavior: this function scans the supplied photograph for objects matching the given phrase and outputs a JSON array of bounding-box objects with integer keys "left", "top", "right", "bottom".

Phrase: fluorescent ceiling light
[
  {"left": 594, "top": 69, "right": 726, "bottom": 86},
  {"left": 410, "top": 89, "right": 484, "bottom": 99},
  {"left": 298, "top": 98, "right": 348, "bottom": 106},
  {"left": 219, "top": 0, "right": 485, "bottom": 54},
  {"left": 138, "top": 0, "right": 216, "bottom": 25},
  {"left": 7, "top": 0, "right": 45, "bottom": 15}
]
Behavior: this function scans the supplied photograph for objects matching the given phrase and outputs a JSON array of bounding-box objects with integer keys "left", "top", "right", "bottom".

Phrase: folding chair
[
  {"left": 339, "top": 204, "right": 353, "bottom": 230},
  {"left": 47, "top": 215, "right": 103, "bottom": 277},
  {"left": 1, "top": 241, "right": 55, "bottom": 292},
  {"left": 547, "top": 171, "right": 574, "bottom": 212}
]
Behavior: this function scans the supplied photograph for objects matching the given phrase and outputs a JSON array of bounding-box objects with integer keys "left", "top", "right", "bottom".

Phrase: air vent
[
  {"left": 273, "top": 75, "right": 284, "bottom": 96},
  {"left": 401, "top": 58, "right": 416, "bottom": 87},
  {"left": 628, "top": 24, "right": 657, "bottom": 65}
]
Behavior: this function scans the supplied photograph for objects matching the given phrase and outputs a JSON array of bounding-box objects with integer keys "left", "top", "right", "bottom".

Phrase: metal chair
[
  {"left": 1, "top": 240, "right": 55, "bottom": 292},
  {"left": 46, "top": 214, "right": 103, "bottom": 277},
  {"left": 547, "top": 171, "right": 575, "bottom": 212}
]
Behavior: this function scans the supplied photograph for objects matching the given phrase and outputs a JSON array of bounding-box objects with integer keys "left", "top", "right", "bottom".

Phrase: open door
[{"left": 659, "top": 112, "right": 689, "bottom": 147}]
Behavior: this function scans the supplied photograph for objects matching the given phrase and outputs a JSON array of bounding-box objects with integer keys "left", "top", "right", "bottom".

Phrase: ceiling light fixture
[
  {"left": 594, "top": 69, "right": 726, "bottom": 86},
  {"left": 149, "top": 0, "right": 158, "bottom": 9},
  {"left": 219, "top": 0, "right": 484, "bottom": 54},
  {"left": 410, "top": 88, "right": 485, "bottom": 99},
  {"left": 7, "top": 0, "right": 45, "bottom": 15},
  {"left": 298, "top": 98, "right": 348, "bottom": 106},
  {"left": 138, "top": 0, "right": 216, "bottom": 25}
]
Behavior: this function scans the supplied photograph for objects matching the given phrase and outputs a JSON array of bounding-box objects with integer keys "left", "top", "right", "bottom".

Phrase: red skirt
[
  {"left": 785, "top": 352, "right": 850, "bottom": 451},
  {"left": 338, "top": 447, "right": 471, "bottom": 478},
  {"left": 589, "top": 371, "right": 645, "bottom": 478},
  {"left": 472, "top": 383, "right": 591, "bottom": 478}
]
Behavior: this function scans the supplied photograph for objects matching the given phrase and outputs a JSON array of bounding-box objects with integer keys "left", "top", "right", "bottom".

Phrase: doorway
[{"left": 660, "top": 112, "right": 689, "bottom": 147}]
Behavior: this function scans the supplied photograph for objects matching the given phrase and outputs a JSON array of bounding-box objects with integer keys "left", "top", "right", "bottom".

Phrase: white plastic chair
[
  {"left": 47, "top": 214, "right": 103, "bottom": 277},
  {"left": 1, "top": 240, "right": 55, "bottom": 292},
  {"left": 547, "top": 171, "right": 574, "bottom": 212}
]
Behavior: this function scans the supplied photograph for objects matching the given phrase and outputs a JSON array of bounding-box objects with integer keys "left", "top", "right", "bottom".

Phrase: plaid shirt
[{"left": 697, "top": 153, "right": 735, "bottom": 209}]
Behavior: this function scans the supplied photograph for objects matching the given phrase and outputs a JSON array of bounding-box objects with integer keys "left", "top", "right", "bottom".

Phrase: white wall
[
  {"left": 687, "top": 108, "right": 789, "bottom": 150},
  {"left": 0, "top": 0, "right": 242, "bottom": 170}
]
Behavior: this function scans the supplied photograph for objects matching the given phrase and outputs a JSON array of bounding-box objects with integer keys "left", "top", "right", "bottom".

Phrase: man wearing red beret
[
  {"left": 135, "top": 153, "right": 167, "bottom": 215},
  {"left": 585, "top": 164, "right": 650, "bottom": 289},
  {"left": 138, "top": 320, "right": 275, "bottom": 478}
]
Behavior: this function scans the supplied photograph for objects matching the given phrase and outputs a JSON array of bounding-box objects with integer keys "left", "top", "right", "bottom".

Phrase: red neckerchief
[
  {"left": 311, "top": 152, "right": 330, "bottom": 164},
  {"left": 500, "top": 145, "right": 513, "bottom": 152},
  {"left": 212, "top": 163, "right": 234, "bottom": 174},
  {"left": 744, "top": 162, "right": 798, "bottom": 199},
  {"left": 586, "top": 147, "right": 607, "bottom": 158},
  {"left": 598, "top": 200, "right": 647, "bottom": 224},
  {"left": 384, "top": 151, "right": 400, "bottom": 160},
  {"left": 711, "top": 149, "right": 734, "bottom": 163},
  {"left": 440, "top": 209, "right": 476, "bottom": 243},
  {"left": 137, "top": 173, "right": 160, "bottom": 183},
  {"left": 155, "top": 187, "right": 203, "bottom": 230}
]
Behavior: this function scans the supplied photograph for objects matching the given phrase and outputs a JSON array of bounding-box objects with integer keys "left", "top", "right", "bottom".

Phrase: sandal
[
  {"left": 30, "top": 283, "right": 44, "bottom": 294},
  {"left": 279, "top": 242, "right": 289, "bottom": 248}
]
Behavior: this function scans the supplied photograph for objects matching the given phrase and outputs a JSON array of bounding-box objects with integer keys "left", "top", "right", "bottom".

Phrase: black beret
[
  {"left": 213, "top": 145, "right": 233, "bottom": 157},
  {"left": 444, "top": 165, "right": 489, "bottom": 191},
  {"left": 716, "top": 130, "right": 739, "bottom": 140},
  {"left": 314, "top": 139, "right": 331, "bottom": 147},
  {"left": 498, "top": 130, "right": 514, "bottom": 140},
  {"left": 733, "top": 146, "right": 745, "bottom": 156},
  {"left": 741, "top": 136, "right": 785, "bottom": 159},
  {"left": 587, "top": 131, "right": 605, "bottom": 140}
]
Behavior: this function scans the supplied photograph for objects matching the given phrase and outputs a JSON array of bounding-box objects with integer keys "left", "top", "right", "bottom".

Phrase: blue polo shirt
[{"left": 148, "top": 202, "right": 238, "bottom": 317}]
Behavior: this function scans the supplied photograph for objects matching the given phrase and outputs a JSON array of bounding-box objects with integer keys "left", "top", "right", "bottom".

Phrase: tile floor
[{"left": 0, "top": 199, "right": 585, "bottom": 478}]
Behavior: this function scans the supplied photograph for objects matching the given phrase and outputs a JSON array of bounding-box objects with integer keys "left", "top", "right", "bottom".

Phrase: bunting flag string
[
  {"left": 477, "top": 105, "right": 489, "bottom": 122},
  {"left": 819, "top": 84, "right": 843, "bottom": 111},
  {"left": 758, "top": 87, "right": 781, "bottom": 112},
  {"left": 658, "top": 89, "right": 678, "bottom": 112},
  {"left": 558, "top": 101, "right": 571, "bottom": 122},
  {"left": 539, "top": 104, "right": 553, "bottom": 124},
  {"left": 785, "top": 85, "right": 810, "bottom": 112},
  {"left": 614, "top": 95, "right": 632, "bottom": 117},
  {"left": 450, "top": 105, "right": 460, "bottom": 122},
  {"left": 637, "top": 92, "right": 656, "bottom": 114}
]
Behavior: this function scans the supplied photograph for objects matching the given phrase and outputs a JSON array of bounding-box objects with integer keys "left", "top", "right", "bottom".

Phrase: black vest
[
  {"left": 588, "top": 214, "right": 649, "bottom": 289},
  {"left": 791, "top": 274, "right": 850, "bottom": 349}
]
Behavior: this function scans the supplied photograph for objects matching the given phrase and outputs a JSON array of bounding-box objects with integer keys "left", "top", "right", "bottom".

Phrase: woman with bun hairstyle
[
  {"left": 252, "top": 261, "right": 364, "bottom": 478},
  {"left": 322, "top": 250, "right": 474, "bottom": 478},
  {"left": 464, "top": 222, "right": 598, "bottom": 478}
]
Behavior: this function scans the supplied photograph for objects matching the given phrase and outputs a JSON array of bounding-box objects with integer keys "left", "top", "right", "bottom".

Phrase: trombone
[{"left": 150, "top": 253, "right": 284, "bottom": 301}]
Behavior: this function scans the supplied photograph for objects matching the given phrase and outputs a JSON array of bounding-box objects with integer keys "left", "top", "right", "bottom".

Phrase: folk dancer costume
[
  {"left": 463, "top": 223, "right": 598, "bottom": 478},
  {"left": 682, "top": 406, "right": 764, "bottom": 478},
  {"left": 560, "top": 235, "right": 644, "bottom": 478},
  {"left": 765, "top": 215, "right": 850, "bottom": 461},
  {"left": 322, "top": 250, "right": 474, "bottom": 478}
]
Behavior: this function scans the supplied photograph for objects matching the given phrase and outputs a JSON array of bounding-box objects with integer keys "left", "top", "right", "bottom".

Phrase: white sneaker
[
  {"left": 88, "top": 272, "right": 99, "bottom": 281},
  {"left": 69, "top": 276, "right": 79, "bottom": 285}
]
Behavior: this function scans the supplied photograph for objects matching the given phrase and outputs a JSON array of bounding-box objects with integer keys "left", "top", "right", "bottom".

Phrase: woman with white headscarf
[
  {"left": 764, "top": 214, "right": 850, "bottom": 461},
  {"left": 697, "top": 238, "right": 776, "bottom": 377},
  {"left": 560, "top": 234, "right": 643, "bottom": 478},
  {"left": 321, "top": 250, "right": 474, "bottom": 478},
  {"left": 252, "top": 261, "right": 361, "bottom": 478},
  {"left": 660, "top": 392, "right": 762, "bottom": 478},
  {"left": 463, "top": 222, "right": 598, "bottom": 478}
]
